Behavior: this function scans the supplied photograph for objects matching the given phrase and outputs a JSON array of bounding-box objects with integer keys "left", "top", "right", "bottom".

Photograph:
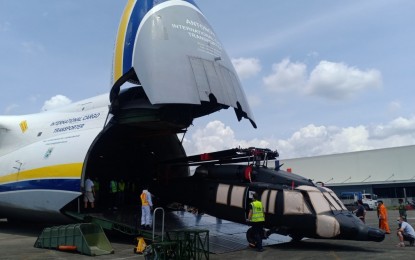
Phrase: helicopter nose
[
  {"left": 366, "top": 227, "right": 385, "bottom": 242},
  {"left": 351, "top": 225, "right": 385, "bottom": 242},
  {"left": 334, "top": 213, "right": 385, "bottom": 242}
]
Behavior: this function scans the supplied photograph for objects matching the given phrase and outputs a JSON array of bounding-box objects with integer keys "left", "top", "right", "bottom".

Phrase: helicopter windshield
[{"left": 296, "top": 186, "right": 332, "bottom": 214}]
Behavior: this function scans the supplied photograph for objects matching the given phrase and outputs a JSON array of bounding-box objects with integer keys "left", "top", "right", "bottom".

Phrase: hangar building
[{"left": 279, "top": 145, "right": 415, "bottom": 203}]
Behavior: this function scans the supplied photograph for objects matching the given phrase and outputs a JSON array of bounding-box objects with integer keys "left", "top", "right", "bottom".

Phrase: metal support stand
[
  {"left": 166, "top": 229, "right": 209, "bottom": 260},
  {"left": 152, "top": 207, "right": 165, "bottom": 242}
]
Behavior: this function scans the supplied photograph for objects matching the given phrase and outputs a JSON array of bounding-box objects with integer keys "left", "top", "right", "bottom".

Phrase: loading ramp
[
  {"left": 64, "top": 210, "right": 159, "bottom": 241},
  {"left": 34, "top": 223, "right": 114, "bottom": 256}
]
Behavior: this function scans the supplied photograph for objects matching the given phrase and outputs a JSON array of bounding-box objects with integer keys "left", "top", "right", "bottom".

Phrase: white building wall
[{"left": 279, "top": 145, "right": 415, "bottom": 184}]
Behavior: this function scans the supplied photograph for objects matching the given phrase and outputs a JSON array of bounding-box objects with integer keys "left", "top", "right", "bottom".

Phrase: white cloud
[
  {"left": 305, "top": 60, "right": 382, "bottom": 100},
  {"left": 186, "top": 120, "right": 235, "bottom": 155},
  {"left": 262, "top": 59, "right": 382, "bottom": 100},
  {"left": 232, "top": 57, "right": 261, "bottom": 79},
  {"left": 370, "top": 116, "right": 415, "bottom": 139},
  {"left": 263, "top": 58, "right": 307, "bottom": 92},
  {"left": 41, "top": 95, "right": 72, "bottom": 111},
  {"left": 183, "top": 120, "right": 269, "bottom": 155},
  {"left": 183, "top": 116, "right": 415, "bottom": 159},
  {"left": 275, "top": 120, "right": 415, "bottom": 158},
  {"left": 279, "top": 118, "right": 415, "bottom": 158}
]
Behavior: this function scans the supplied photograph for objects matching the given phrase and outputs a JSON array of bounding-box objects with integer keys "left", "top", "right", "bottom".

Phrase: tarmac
[{"left": 0, "top": 209, "right": 414, "bottom": 260}]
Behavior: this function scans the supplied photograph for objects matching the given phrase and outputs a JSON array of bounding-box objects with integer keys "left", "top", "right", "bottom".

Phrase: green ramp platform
[{"left": 34, "top": 223, "right": 114, "bottom": 256}]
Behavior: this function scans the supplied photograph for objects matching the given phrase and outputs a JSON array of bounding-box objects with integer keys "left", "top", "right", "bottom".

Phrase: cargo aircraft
[{"left": 0, "top": 0, "right": 384, "bottom": 244}]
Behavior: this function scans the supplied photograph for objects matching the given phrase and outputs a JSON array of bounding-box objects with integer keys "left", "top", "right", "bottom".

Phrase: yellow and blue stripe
[{"left": 0, "top": 163, "right": 82, "bottom": 193}]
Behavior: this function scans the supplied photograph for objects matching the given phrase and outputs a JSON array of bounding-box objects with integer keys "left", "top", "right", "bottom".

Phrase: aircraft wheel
[{"left": 246, "top": 227, "right": 256, "bottom": 245}]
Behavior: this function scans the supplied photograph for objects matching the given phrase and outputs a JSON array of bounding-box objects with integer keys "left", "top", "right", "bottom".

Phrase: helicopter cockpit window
[
  {"left": 307, "top": 191, "right": 331, "bottom": 214},
  {"left": 320, "top": 187, "right": 348, "bottom": 210},
  {"left": 296, "top": 185, "right": 336, "bottom": 213},
  {"left": 322, "top": 192, "right": 343, "bottom": 211},
  {"left": 327, "top": 191, "right": 347, "bottom": 210}
]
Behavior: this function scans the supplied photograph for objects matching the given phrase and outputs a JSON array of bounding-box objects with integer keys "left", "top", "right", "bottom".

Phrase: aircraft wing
[{"left": 110, "top": 0, "right": 256, "bottom": 128}]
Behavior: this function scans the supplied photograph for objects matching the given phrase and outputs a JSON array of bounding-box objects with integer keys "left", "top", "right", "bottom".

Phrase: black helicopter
[{"left": 153, "top": 147, "right": 385, "bottom": 244}]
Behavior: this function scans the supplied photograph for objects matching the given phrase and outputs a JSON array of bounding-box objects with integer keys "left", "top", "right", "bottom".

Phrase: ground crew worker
[
  {"left": 396, "top": 216, "right": 415, "bottom": 247},
  {"left": 247, "top": 192, "right": 265, "bottom": 252},
  {"left": 398, "top": 198, "right": 407, "bottom": 222},
  {"left": 109, "top": 179, "right": 118, "bottom": 210},
  {"left": 140, "top": 187, "right": 153, "bottom": 229},
  {"left": 83, "top": 176, "right": 95, "bottom": 210},
  {"left": 354, "top": 200, "right": 366, "bottom": 223},
  {"left": 377, "top": 200, "right": 390, "bottom": 234}
]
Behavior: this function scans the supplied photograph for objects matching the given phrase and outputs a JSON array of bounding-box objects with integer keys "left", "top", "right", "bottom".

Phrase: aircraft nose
[
  {"left": 366, "top": 227, "right": 385, "bottom": 242},
  {"left": 335, "top": 213, "right": 385, "bottom": 242},
  {"left": 352, "top": 224, "right": 385, "bottom": 242}
]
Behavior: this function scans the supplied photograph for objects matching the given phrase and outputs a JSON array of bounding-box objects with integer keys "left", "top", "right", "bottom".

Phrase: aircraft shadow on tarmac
[
  {"left": 271, "top": 240, "right": 378, "bottom": 253},
  {"left": 0, "top": 220, "right": 52, "bottom": 237}
]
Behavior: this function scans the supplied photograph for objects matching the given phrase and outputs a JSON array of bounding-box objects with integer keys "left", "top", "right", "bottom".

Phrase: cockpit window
[
  {"left": 307, "top": 191, "right": 331, "bottom": 214},
  {"left": 295, "top": 185, "right": 344, "bottom": 213},
  {"left": 322, "top": 192, "right": 343, "bottom": 211},
  {"left": 326, "top": 191, "right": 348, "bottom": 210},
  {"left": 320, "top": 187, "right": 348, "bottom": 210}
]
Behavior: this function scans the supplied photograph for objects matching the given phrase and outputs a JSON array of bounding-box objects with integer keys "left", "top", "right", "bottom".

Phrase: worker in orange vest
[{"left": 140, "top": 187, "right": 153, "bottom": 230}]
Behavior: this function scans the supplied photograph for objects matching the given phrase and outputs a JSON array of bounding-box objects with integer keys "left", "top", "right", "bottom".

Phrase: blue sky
[{"left": 1, "top": 0, "right": 415, "bottom": 159}]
